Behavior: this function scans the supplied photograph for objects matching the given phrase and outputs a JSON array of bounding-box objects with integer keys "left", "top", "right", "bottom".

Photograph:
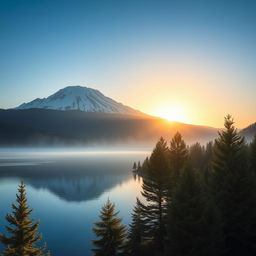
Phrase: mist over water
[{"left": 0, "top": 148, "right": 148, "bottom": 256}]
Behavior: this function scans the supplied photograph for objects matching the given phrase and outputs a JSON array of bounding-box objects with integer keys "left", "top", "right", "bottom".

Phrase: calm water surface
[{"left": 0, "top": 148, "right": 149, "bottom": 256}]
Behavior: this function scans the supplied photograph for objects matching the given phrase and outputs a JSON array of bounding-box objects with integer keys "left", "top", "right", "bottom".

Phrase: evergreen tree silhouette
[
  {"left": 168, "top": 167, "right": 223, "bottom": 256},
  {"left": 169, "top": 132, "right": 188, "bottom": 188},
  {"left": 249, "top": 134, "right": 256, "bottom": 174},
  {"left": 141, "top": 157, "right": 149, "bottom": 173},
  {"left": 127, "top": 198, "right": 147, "bottom": 256},
  {"left": 92, "top": 199, "right": 127, "bottom": 256},
  {"left": 211, "top": 115, "right": 256, "bottom": 256},
  {"left": 204, "top": 141, "right": 214, "bottom": 168},
  {"left": 140, "top": 137, "right": 169, "bottom": 251},
  {"left": 189, "top": 142, "right": 204, "bottom": 170},
  {"left": 0, "top": 181, "right": 49, "bottom": 256}
]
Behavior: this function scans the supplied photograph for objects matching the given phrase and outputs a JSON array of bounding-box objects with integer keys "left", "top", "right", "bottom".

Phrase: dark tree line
[{"left": 92, "top": 115, "right": 256, "bottom": 256}]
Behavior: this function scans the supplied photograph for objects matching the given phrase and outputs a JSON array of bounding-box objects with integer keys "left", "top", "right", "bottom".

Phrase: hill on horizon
[
  {"left": 239, "top": 122, "right": 256, "bottom": 141},
  {"left": 0, "top": 108, "right": 219, "bottom": 147}
]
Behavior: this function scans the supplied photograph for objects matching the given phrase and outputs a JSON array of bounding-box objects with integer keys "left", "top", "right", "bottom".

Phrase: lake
[{"left": 0, "top": 148, "right": 149, "bottom": 256}]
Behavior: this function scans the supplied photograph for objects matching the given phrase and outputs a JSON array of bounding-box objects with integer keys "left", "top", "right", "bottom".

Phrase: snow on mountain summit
[{"left": 16, "top": 86, "right": 141, "bottom": 115}]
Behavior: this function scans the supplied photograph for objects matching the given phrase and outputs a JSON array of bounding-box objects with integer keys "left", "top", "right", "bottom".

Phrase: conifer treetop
[
  {"left": 92, "top": 199, "right": 127, "bottom": 256},
  {"left": 0, "top": 181, "right": 50, "bottom": 256}
]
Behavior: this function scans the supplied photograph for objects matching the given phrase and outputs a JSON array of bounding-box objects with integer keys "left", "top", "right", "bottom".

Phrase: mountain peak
[{"left": 16, "top": 86, "right": 141, "bottom": 115}]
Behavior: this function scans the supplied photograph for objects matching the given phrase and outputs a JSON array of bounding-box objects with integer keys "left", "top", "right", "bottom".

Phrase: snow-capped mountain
[{"left": 16, "top": 86, "right": 141, "bottom": 115}]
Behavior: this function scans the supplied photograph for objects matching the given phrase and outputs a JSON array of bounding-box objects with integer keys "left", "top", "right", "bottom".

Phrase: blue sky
[{"left": 0, "top": 0, "right": 255, "bottom": 127}]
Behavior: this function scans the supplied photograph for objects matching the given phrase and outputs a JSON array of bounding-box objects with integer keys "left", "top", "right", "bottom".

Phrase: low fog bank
[{"left": 0, "top": 146, "right": 151, "bottom": 160}]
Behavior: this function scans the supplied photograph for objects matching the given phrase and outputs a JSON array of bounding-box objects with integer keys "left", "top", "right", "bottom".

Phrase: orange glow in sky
[{"left": 152, "top": 103, "right": 188, "bottom": 123}]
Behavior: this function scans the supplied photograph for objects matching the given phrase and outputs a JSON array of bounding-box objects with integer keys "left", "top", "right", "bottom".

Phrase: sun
[{"left": 154, "top": 104, "right": 188, "bottom": 123}]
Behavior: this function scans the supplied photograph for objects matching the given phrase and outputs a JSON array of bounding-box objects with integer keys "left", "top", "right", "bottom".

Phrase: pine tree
[
  {"left": 141, "top": 157, "right": 149, "bottom": 174},
  {"left": 168, "top": 167, "right": 223, "bottom": 256},
  {"left": 133, "top": 162, "right": 137, "bottom": 171},
  {"left": 137, "top": 161, "right": 141, "bottom": 171},
  {"left": 169, "top": 132, "right": 188, "bottom": 187},
  {"left": 203, "top": 141, "right": 214, "bottom": 167},
  {"left": 92, "top": 199, "right": 127, "bottom": 256},
  {"left": 0, "top": 181, "right": 49, "bottom": 256},
  {"left": 127, "top": 198, "right": 147, "bottom": 256},
  {"left": 141, "top": 137, "right": 169, "bottom": 251},
  {"left": 211, "top": 115, "right": 256, "bottom": 256},
  {"left": 249, "top": 135, "right": 256, "bottom": 174},
  {"left": 189, "top": 142, "right": 205, "bottom": 170}
]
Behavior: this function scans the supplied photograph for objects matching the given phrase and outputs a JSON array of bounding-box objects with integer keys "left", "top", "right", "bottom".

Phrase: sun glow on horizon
[{"left": 153, "top": 103, "right": 189, "bottom": 123}]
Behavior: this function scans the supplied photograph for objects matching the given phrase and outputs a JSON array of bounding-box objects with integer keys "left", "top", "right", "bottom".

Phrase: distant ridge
[
  {"left": 0, "top": 108, "right": 218, "bottom": 146},
  {"left": 239, "top": 122, "right": 256, "bottom": 141},
  {"left": 16, "top": 86, "right": 142, "bottom": 116}
]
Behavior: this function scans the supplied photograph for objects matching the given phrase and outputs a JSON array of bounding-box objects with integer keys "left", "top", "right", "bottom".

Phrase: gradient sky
[{"left": 0, "top": 0, "right": 255, "bottom": 128}]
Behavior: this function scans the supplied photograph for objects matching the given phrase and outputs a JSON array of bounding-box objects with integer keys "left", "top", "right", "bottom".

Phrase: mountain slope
[
  {"left": 239, "top": 122, "right": 256, "bottom": 141},
  {"left": 16, "top": 86, "right": 142, "bottom": 115},
  {"left": 0, "top": 109, "right": 218, "bottom": 146}
]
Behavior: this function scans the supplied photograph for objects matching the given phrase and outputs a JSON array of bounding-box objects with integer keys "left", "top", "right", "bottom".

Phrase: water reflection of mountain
[
  {"left": 27, "top": 174, "right": 130, "bottom": 202},
  {"left": 0, "top": 157, "right": 134, "bottom": 202}
]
